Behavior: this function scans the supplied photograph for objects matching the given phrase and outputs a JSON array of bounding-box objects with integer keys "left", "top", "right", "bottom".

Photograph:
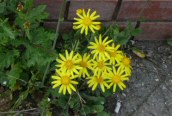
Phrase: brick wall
[{"left": 35, "top": 0, "right": 172, "bottom": 40}]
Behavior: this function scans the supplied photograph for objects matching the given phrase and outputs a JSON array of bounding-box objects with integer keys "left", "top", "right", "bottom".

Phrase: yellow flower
[
  {"left": 88, "top": 35, "right": 114, "bottom": 60},
  {"left": 51, "top": 70, "right": 78, "bottom": 95},
  {"left": 92, "top": 58, "right": 111, "bottom": 76},
  {"left": 76, "top": 9, "right": 83, "bottom": 14},
  {"left": 116, "top": 55, "right": 132, "bottom": 75},
  {"left": 108, "top": 67, "right": 129, "bottom": 93},
  {"left": 87, "top": 74, "right": 109, "bottom": 92},
  {"left": 73, "top": 9, "right": 101, "bottom": 35},
  {"left": 56, "top": 50, "right": 82, "bottom": 76},
  {"left": 78, "top": 53, "right": 93, "bottom": 78},
  {"left": 109, "top": 43, "right": 123, "bottom": 64}
]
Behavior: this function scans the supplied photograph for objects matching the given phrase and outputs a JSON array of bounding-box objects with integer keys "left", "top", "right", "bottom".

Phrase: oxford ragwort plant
[
  {"left": 0, "top": 0, "right": 141, "bottom": 115},
  {"left": 50, "top": 8, "right": 140, "bottom": 116}
]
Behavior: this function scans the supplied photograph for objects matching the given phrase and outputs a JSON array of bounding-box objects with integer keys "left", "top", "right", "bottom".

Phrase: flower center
[
  {"left": 65, "top": 60, "right": 74, "bottom": 69},
  {"left": 80, "top": 61, "right": 87, "bottom": 68},
  {"left": 96, "top": 76, "right": 104, "bottom": 83},
  {"left": 123, "top": 57, "right": 131, "bottom": 66},
  {"left": 83, "top": 17, "right": 92, "bottom": 26},
  {"left": 112, "top": 75, "right": 121, "bottom": 84},
  {"left": 110, "top": 51, "right": 117, "bottom": 57},
  {"left": 97, "top": 61, "right": 104, "bottom": 69},
  {"left": 98, "top": 44, "right": 105, "bottom": 52},
  {"left": 61, "top": 75, "right": 71, "bottom": 85}
]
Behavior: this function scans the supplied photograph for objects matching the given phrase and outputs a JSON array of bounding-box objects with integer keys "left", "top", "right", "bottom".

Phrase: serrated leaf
[
  {"left": 57, "top": 95, "right": 69, "bottom": 109},
  {"left": 0, "top": 49, "right": 19, "bottom": 69},
  {"left": 0, "top": 19, "right": 16, "bottom": 39},
  {"left": 3, "top": 26, "right": 15, "bottom": 39},
  {"left": 69, "top": 94, "right": 80, "bottom": 109},
  {"left": 31, "top": 28, "right": 55, "bottom": 47},
  {"left": 27, "top": 5, "right": 49, "bottom": 22}
]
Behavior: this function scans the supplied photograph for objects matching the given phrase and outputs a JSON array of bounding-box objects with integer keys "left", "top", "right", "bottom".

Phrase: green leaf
[
  {"left": 27, "top": 5, "right": 49, "bottom": 23},
  {"left": 12, "top": 88, "right": 29, "bottom": 109},
  {"left": 39, "top": 97, "right": 52, "bottom": 116},
  {"left": 25, "top": 29, "right": 31, "bottom": 40},
  {"left": 3, "top": 25, "right": 15, "bottom": 39},
  {"left": 0, "top": 49, "right": 19, "bottom": 69},
  {"left": 6, "top": 64, "right": 22, "bottom": 90},
  {"left": 82, "top": 106, "right": 91, "bottom": 114},
  {"left": 132, "top": 47, "right": 146, "bottom": 58},
  {"left": 104, "top": 89, "right": 112, "bottom": 97},
  {"left": 131, "top": 28, "right": 141, "bottom": 36},
  {"left": 0, "top": 19, "right": 16, "bottom": 39},
  {"left": 69, "top": 94, "right": 80, "bottom": 109},
  {"left": 167, "top": 39, "right": 172, "bottom": 46},
  {"left": 0, "top": 71, "right": 7, "bottom": 85},
  {"left": 97, "top": 111, "right": 110, "bottom": 116},
  {"left": 0, "top": 2, "right": 5, "bottom": 14},
  {"left": 57, "top": 95, "right": 69, "bottom": 109},
  {"left": 92, "top": 105, "right": 104, "bottom": 113},
  {"left": 25, "top": 0, "right": 34, "bottom": 9},
  {"left": 47, "top": 88, "right": 60, "bottom": 98}
]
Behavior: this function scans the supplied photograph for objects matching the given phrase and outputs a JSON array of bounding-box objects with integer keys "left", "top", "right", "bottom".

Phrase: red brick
[
  {"left": 44, "top": 21, "right": 172, "bottom": 40},
  {"left": 34, "top": 0, "right": 63, "bottom": 20},
  {"left": 43, "top": 21, "right": 136, "bottom": 34},
  {"left": 136, "top": 22, "right": 172, "bottom": 40},
  {"left": 44, "top": 22, "right": 73, "bottom": 32},
  {"left": 117, "top": 0, "right": 172, "bottom": 21},
  {"left": 68, "top": 0, "right": 118, "bottom": 21}
]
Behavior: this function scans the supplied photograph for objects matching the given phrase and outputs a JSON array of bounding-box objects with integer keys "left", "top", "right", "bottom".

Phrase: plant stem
[
  {"left": 0, "top": 108, "right": 38, "bottom": 114},
  {"left": 42, "top": 0, "right": 66, "bottom": 85},
  {"left": 73, "top": 38, "right": 80, "bottom": 52},
  {"left": 76, "top": 91, "right": 86, "bottom": 104}
]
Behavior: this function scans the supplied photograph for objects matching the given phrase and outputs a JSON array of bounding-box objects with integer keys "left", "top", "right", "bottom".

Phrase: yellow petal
[
  {"left": 92, "top": 83, "right": 98, "bottom": 91},
  {"left": 87, "top": 9, "right": 91, "bottom": 17},
  {"left": 100, "top": 84, "right": 105, "bottom": 92},
  {"left": 59, "top": 85, "right": 64, "bottom": 93},
  {"left": 113, "top": 84, "right": 117, "bottom": 92},
  {"left": 69, "top": 84, "right": 76, "bottom": 92},
  {"left": 90, "top": 11, "right": 97, "bottom": 18},
  {"left": 63, "top": 86, "right": 67, "bottom": 94},
  {"left": 59, "top": 54, "right": 66, "bottom": 61},
  {"left": 52, "top": 82, "right": 61, "bottom": 88},
  {"left": 67, "top": 86, "right": 72, "bottom": 94}
]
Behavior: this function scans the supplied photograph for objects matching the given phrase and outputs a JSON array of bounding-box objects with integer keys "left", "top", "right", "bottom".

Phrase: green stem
[
  {"left": 42, "top": 0, "right": 66, "bottom": 85},
  {"left": 73, "top": 38, "right": 80, "bottom": 52}
]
